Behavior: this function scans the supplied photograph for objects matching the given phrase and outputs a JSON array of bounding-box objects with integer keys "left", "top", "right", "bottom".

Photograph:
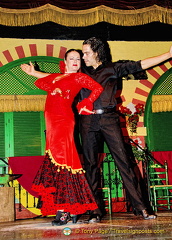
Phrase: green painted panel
[
  {"left": 0, "top": 113, "right": 5, "bottom": 157},
  {"left": 13, "top": 112, "right": 43, "bottom": 156},
  {"left": 102, "top": 153, "right": 123, "bottom": 198},
  {"left": 4, "top": 112, "right": 14, "bottom": 157},
  {"left": 148, "top": 112, "right": 172, "bottom": 151}
]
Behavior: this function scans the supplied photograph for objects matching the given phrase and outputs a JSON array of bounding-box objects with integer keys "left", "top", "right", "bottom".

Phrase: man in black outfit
[{"left": 79, "top": 37, "right": 172, "bottom": 222}]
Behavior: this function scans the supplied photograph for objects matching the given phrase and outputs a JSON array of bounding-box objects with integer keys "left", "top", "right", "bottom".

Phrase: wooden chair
[{"left": 148, "top": 160, "right": 172, "bottom": 212}]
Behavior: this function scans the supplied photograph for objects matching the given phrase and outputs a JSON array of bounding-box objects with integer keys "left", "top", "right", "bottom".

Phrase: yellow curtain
[
  {"left": 152, "top": 95, "right": 172, "bottom": 113},
  {"left": 0, "top": 4, "right": 172, "bottom": 27},
  {"left": 0, "top": 95, "right": 46, "bottom": 112}
]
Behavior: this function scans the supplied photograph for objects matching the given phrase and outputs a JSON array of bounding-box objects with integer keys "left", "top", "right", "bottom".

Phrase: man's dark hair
[{"left": 83, "top": 37, "right": 111, "bottom": 63}]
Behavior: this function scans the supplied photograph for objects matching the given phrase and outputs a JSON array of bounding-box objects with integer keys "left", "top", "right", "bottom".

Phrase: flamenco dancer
[{"left": 21, "top": 49, "right": 103, "bottom": 225}]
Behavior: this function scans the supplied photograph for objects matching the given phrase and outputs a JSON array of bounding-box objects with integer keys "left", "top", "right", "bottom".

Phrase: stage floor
[{"left": 0, "top": 211, "right": 172, "bottom": 240}]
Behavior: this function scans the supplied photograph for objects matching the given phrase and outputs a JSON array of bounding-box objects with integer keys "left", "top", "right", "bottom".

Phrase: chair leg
[
  {"left": 153, "top": 187, "right": 157, "bottom": 212},
  {"left": 107, "top": 187, "right": 112, "bottom": 216},
  {"left": 99, "top": 187, "right": 112, "bottom": 216},
  {"left": 166, "top": 188, "right": 171, "bottom": 210}
]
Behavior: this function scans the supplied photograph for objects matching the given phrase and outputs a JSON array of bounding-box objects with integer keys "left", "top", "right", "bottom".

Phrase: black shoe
[
  {"left": 71, "top": 215, "right": 80, "bottom": 224},
  {"left": 52, "top": 212, "right": 71, "bottom": 226},
  {"left": 88, "top": 214, "right": 101, "bottom": 223},
  {"left": 140, "top": 209, "right": 157, "bottom": 220}
]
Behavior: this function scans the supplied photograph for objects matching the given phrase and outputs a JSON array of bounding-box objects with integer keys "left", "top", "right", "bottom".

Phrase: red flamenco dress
[{"left": 31, "top": 72, "right": 103, "bottom": 216}]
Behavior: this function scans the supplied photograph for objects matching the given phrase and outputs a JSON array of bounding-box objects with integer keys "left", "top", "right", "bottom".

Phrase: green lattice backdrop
[
  {"left": 0, "top": 56, "right": 62, "bottom": 95},
  {"left": 154, "top": 72, "right": 172, "bottom": 95}
]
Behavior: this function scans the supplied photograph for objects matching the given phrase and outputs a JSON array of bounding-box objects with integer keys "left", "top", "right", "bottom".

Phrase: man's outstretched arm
[{"left": 141, "top": 46, "right": 172, "bottom": 70}]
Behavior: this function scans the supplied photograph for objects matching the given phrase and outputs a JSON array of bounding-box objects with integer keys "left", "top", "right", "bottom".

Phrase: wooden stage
[{"left": 0, "top": 211, "right": 172, "bottom": 240}]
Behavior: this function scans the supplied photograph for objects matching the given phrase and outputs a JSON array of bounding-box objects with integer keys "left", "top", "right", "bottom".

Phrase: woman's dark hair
[
  {"left": 83, "top": 37, "right": 111, "bottom": 63},
  {"left": 64, "top": 49, "right": 82, "bottom": 60}
]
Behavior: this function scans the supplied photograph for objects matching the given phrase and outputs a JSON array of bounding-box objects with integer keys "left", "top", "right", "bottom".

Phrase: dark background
[{"left": 0, "top": 21, "right": 171, "bottom": 41}]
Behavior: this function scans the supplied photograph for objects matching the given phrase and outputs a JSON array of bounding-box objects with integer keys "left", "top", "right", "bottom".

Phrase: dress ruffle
[{"left": 32, "top": 154, "right": 98, "bottom": 215}]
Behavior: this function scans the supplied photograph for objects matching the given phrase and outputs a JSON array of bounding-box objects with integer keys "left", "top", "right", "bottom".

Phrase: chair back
[{"left": 148, "top": 160, "right": 168, "bottom": 186}]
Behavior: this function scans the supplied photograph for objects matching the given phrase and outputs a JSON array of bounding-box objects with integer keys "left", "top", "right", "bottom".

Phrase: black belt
[{"left": 93, "top": 107, "right": 116, "bottom": 114}]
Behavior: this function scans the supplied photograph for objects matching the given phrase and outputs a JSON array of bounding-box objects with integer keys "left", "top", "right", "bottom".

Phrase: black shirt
[{"left": 80, "top": 60, "right": 143, "bottom": 109}]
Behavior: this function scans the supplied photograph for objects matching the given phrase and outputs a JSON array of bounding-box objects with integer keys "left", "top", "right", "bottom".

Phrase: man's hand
[{"left": 51, "top": 88, "right": 62, "bottom": 96}]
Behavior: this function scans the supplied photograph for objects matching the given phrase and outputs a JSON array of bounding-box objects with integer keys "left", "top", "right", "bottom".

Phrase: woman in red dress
[{"left": 21, "top": 49, "right": 103, "bottom": 225}]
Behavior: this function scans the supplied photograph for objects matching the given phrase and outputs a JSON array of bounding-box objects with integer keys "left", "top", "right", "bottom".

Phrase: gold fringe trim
[
  {"left": 46, "top": 149, "right": 85, "bottom": 174},
  {"left": 152, "top": 95, "right": 172, "bottom": 113},
  {"left": 0, "top": 4, "right": 171, "bottom": 27},
  {"left": 0, "top": 95, "right": 46, "bottom": 112}
]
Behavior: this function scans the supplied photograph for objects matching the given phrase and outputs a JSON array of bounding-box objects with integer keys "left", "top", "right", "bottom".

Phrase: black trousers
[{"left": 80, "top": 112, "right": 147, "bottom": 214}]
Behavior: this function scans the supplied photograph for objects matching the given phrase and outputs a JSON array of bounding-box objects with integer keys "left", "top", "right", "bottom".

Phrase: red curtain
[
  {"left": 9, "top": 156, "right": 44, "bottom": 198},
  {"left": 0, "top": 1, "right": 171, "bottom": 10}
]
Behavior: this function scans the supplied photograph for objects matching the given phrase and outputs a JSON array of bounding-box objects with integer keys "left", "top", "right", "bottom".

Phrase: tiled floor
[{"left": 0, "top": 211, "right": 172, "bottom": 240}]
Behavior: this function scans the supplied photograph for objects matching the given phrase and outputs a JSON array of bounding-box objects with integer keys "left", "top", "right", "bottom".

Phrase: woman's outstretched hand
[{"left": 20, "top": 61, "right": 35, "bottom": 76}]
